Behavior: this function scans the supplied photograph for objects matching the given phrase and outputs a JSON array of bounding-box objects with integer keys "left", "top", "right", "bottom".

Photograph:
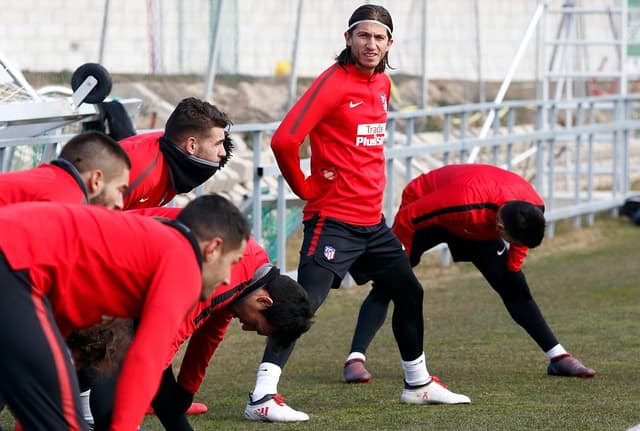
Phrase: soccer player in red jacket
[
  {"left": 0, "top": 130, "right": 130, "bottom": 428},
  {"left": 85, "top": 232, "right": 313, "bottom": 431},
  {"left": 120, "top": 97, "right": 233, "bottom": 209},
  {"left": 154, "top": 239, "right": 312, "bottom": 431},
  {"left": 344, "top": 164, "right": 595, "bottom": 383},
  {"left": 243, "top": 5, "right": 469, "bottom": 423},
  {"left": 0, "top": 194, "right": 250, "bottom": 431},
  {"left": 0, "top": 131, "right": 130, "bottom": 209}
]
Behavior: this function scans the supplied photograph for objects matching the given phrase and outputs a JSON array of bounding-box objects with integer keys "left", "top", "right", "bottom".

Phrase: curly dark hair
[
  {"left": 263, "top": 275, "right": 314, "bottom": 351},
  {"left": 66, "top": 318, "right": 133, "bottom": 376}
]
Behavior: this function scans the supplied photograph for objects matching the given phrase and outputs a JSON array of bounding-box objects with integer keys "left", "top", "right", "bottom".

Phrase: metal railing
[
  {"left": 246, "top": 94, "right": 640, "bottom": 272},
  {"left": 1, "top": 94, "right": 639, "bottom": 273}
]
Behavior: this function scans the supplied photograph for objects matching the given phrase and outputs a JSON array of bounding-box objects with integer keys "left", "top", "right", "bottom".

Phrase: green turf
[{"left": 2, "top": 216, "right": 640, "bottom": 430}]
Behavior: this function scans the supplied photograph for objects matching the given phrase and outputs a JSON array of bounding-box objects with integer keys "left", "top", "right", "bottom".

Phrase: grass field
[{"left": 2, "top": 216, "right": 639, "bottom": 430}]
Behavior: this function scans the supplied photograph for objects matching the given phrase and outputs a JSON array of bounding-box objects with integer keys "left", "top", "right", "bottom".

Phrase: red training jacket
[
  {"left": 0, "top": 161, "right": 87, "bottom": 206},
  {"left": 121, "top": 131, "right": 175, "bottom": 209},
  {"left": 0, "top": 202, "right": 202, "bottom": 431},
  {"left": 392, "top": 164, "right": 545, "bottom": 272},
  {"left": 129, "top": 207, "right": 270, "bottom": 394},
  {"left": 271, "top": 63, "right": 390, "bottom": 226},
  {"left": 176, "top": 236, "right": 269, "bottom": 393}
]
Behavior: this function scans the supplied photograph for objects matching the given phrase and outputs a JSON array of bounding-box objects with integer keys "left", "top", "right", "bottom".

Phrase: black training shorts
[{"left": 298, "top": 214, "right": 407, "bottom": 286}]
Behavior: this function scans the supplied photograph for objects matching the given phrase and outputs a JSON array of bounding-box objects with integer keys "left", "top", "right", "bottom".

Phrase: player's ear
[
  {"left": 202, "top": 237, "right": 223, "bottom": 263},
  {"left": 256, "top": 295, "right": 273, "bottom": 309},
  {"left": 184, "top": 136, "right": 197, "bottom": 155},
  {"left": 86, "top": 169, "right": 104, "bottom": 194}
]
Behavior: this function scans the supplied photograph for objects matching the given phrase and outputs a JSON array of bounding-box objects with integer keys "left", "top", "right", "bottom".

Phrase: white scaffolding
[{"left": 539, "top": 1, "right": 638, "bottom": 104}]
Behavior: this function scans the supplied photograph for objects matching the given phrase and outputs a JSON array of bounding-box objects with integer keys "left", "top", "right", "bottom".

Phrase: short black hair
[
  {"left": 501, "top": 200, "right": 546, "bottom": 248},
  {"left": 60, "top": 131, "right": 131, "bottom": 174},
  {"left": 263, "top": 275, "right": 314, "bottom": 351},
  {"left": 177, "top": 194, "right": 250, "bottom": 252}
]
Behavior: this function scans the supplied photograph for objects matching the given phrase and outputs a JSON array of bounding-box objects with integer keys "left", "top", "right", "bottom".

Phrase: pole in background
[
  {"left": 418, "top": 0, "right": 429, "bottom": 109},
  {"left": 203, "top": 0, "right": 224, "bottom": 102},
  {"left": 287, "top": 0, "right": 304, "bottom": 110},
  {"left": 177, "top": 0, "right": 184, "bottom": 73},
  {"left": 474, "top": 0, "right": 485, "bottom": 105},
  {"left": 146, "top": 0, "right": 164, "bottom": 73},
  {"left": 98, "top": 0, "right": 110, "bottom": 64},
  {"left": 233, "top": 0, "right": 239, "bottom": 73}
]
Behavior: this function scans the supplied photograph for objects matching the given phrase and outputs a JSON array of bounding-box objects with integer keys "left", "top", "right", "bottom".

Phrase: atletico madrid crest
[{"left": 323, "top": 245, "right": 336, "bottom": 261}]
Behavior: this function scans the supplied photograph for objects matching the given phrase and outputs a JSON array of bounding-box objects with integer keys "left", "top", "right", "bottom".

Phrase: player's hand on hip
[{"left": 301, "top": 168, "right": 336, "bottom": 200}]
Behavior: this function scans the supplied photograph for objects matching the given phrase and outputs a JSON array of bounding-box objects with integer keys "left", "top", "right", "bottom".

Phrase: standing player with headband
[{"left": 243, "top": 4, "right": 470, "bottom": 423}]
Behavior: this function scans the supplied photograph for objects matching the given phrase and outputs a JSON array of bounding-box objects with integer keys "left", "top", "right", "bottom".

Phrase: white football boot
[
  {"left": 400, "top": 377, "right": 471, "bottom": 405},
  {"left": 244, "top": 393, "right": 310, "bottom": 422}
]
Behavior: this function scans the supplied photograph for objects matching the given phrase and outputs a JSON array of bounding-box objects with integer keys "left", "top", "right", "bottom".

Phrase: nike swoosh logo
[
  {"left": 139, "top": 197, "right": 150, "bottom": 203},
  {"left": 349, "top": 100, "right": 364, "bottom": 108},
  {"left": 497, "top": 245, "right": 507, "bottom": 256}
]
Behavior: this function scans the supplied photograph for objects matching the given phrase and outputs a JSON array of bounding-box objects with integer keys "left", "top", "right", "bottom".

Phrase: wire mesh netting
[
  {"left": 0, "top": 54, "right": 48, "bottom": 170},
  {"left": 0, "top": 55, "right": 38, "bottom": 103}
]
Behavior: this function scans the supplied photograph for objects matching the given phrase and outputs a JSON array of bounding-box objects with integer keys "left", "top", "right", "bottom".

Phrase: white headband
[{"left": 347, "top": 19, "right": 392, "bottom": 36}]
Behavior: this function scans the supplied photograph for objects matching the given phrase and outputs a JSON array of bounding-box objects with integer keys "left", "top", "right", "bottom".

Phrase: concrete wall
[{"left": 0, "top": 0, "right": 622, "bottom": 80}]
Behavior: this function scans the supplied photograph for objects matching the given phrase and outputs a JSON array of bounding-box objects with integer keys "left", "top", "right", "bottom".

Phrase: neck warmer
[{"left": 159, "top": 135, "right": 219, "bottom": 193}]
